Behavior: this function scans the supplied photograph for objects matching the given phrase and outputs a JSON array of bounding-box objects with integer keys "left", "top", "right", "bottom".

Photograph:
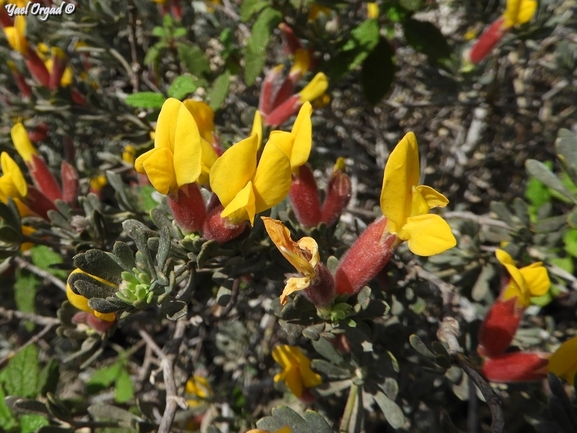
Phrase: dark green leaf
[
  {"left": 409, "top": 334, "right": 435, "bottom": 360},
  {"left": 14, "top": 269, "right": 40, "bottom": 331},
  {"left": 361, "top": 37, "right": 395, "bottom": 105},
  {"left": 244, "top": 8, "right": 282, "bottom": 86},
  {"left": 312, "top": 337, "right": 344, "bottom": 364},
  {"left": 526, "top": 159, "right": 577, "bottom": 203},
  {"left": 240, "top": 0, "right": 268, "bottom": 21},
  {"left": 2, "top": 345, "right": 39, "bottom": 398},
  {"left": 74, "top": 249, "right": 124, "bottom": 285},
  {"left": 115, "top": 369, "right": 134, "bottom": 403},
  {"left": 164, "top": 300, "right": 188, "bottom": 320},
  {"left": 208, "top": 71, "right": 230, "bottom": 110},
  {"left": 178, "top": 44, "right": 211, "bottom": 77},
  {"left": 0, "top": 225, "right": 21, "bottom": 243},
  {"left": 167, "top": 75, "right": 198, "bottom": 99},
  {"left": 556, "top": 129, "right": 577, "bottom": 186},
  {"left": 403, "top": 18, "right": 451, "bottom": 63},
  {"left": 88, "top": 363, "right": 121, "bottom": 389},
  {"left": 19, "top": 414, "right": 49, "bottom": 433},
  {"left": 373, "top": 391, "right": 405, "bottom": 428},
  {"left": 311, "top": 359, "right": 351, "bottom": 379},
  {"left": 37, "top": 359, "right": 59, "bottom": 396},
  {"left": 125, "top": 92, "right": 165, "bottom": 109},
  {"left": 525, "top": 176, "right": 551, "bottom": 207},
  {"left": 563, "top": 229, "right": 577, "bottom": 257}
]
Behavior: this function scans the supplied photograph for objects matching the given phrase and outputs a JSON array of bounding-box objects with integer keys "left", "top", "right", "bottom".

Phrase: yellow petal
[
  {"left": 172, "top": 102, "right": 203, "bottom": 187},
  {"left": 410, "top": 186, "right": 431, "bottom": 217},
  {"left": 366, "top": 2, "right": 379, "bottom": 19},
  {"left": 140, "top": 147, "right": 176, "bottom": 195},
  {"left": 251, "top": 110, "right": 263, "bottom": 149},
  {"left": 297, "top": 237, "right": 319, "bottom": 269},
  {"left": 155, "top": 98, "right": 182, "bottom": 152},
  {"left": 280, "top": 276, "right": 311, "bottom": 304},
  {"left": 503, "top": 0, "right": 536, "bottom": 27},
  {"left": 549, "top": 336, "right": 577, "bottom": 386},
  {"left": 0, "top": 152, "right": 27, "bottom": 198},
  {"left": 253, "top": 142, "right": 292, "bottom": 215},
  {"left": 298, "top": 73, "right": 329, "bottom": 103},
  {"left": 284, "top": 366, "right": 304, "bottom": 398},
  {"left": 199, "top": 139, "right": 218, "bottom": 185},
  {"left": 401, "top": 214, "right": 456, "bottom": 256},
  {"left": 520, "top": 264, "right": 550, "bottom": 297},
  {"left": 380, "top": 132, "right": 420, "bottom": 229},
  {"left": 289, "top": 102, "right": 312, "bottom": 169},
  {"left": 495, "top": 249, "right": 516, "bottom": 267},
  {"left": 183, "top": 99, "right": 215, "bottom": 144},
  {"left": 94, "top": 311, "right": 116, "bottom": 322},
  {"left": 211, "top": 135, "right": 258, "bottom": 207},
  {"left": 415, "top": 185, "right": 449, "bottom": 209},
  {"left": 220, "top": 181, "right": 256, "bottom": 225},
  {"left": 11, "top": 123, "right": 38, "bottom": 163},
  {"left": 290, "top": 48, "right": 311, "bottom": 75}
]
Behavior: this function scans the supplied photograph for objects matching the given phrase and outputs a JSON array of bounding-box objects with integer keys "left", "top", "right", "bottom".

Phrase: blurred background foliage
[{"left": 0, "top": 0, "right": 576, "bottom": 432}]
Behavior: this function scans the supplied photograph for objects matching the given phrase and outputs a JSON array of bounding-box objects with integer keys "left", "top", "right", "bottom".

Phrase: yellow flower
[
  {"left": 183, "top": 99, "right": 216, "bottom": 144},
  {"left": 272, "top": 345, "right": 321, "bottom": 398},
  {"left": 210, "top": 135, "right": 291, "bottom": 226},
  {"left": 66, "top": 269, "right": 116, "bottom": 322},
  {"left": 298, "top": 73, "right": 329, "bottom": 104},
  {"left": 44, "top": 47, "right": 72, "bottom": 87},
  {"left": 135, "top": 98, "right": 216, "bottom": 194},
  {"left": 366, "top": 2, "right": 379, "bottom": 19},
  {"left": 251, "top": 110, "right": 263, "bottom": 149},
  {"left": 549, "top": 336, "right": 577, "bottom": 386},
  {"left": 3, "top": 15, "right": 28, "bottom": 55},
  {"left": 185, "top": 375, "right": 213, "bottom": 408},
  {"left": 262, "top": 217, "right": 320, "bottom": 304},
  {"left": 380, "top": 132, "right": 456, "bottom": 256},
  {"left": 503, "top": 0, "right": 537, "bottom": 29},
  {"left": 11, "top": 123, "right": 38, "bottom": 163},
  {"left": 0, "top": 152, "right": 27, "bottom": 202},
  {"left": 289, "top": 48, "right": 312, "bottom": 77},
  {"left": 122, "top": 145, "right": 136, "bottom": 165},
  {"left": 90, "top": 175, "right": 108, "bottom": 192},
  {"left": 495, "top": 249, "right": 550, "bottom": 308},
  {"left": 267, "top": 102, "right": 312, "bottom": 173}
]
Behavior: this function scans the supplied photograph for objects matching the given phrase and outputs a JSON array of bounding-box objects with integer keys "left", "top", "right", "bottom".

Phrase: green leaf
[
  {"left": 88, "top": 363, "right": 121, "bottom": 390},
  {"left": 167, "top": 75, "right": 198, "bottom": 100},
  {"left": 556, "top": 129, "right": 577, "bottom": 185},
  {"left": 208, "top": 71, "right": 230, "bottom": 110},
  {"left": 257, "top": 406, "right": 331, "bottom": 433},
  {"left": 0, "top": 387, "right": 18, "bottom": 431},
  {"left": 2, "top": 345, "right": 40, "bottom": 398},
  {"left": 152, "top": 26, "right": 166, "bottom": 38},
  {"left": 139, "top": 185, "right": 158, "bottom": 212},
  {"left": 244, "top": 7, "right": 282, "bottom": 86},
  {"left": 409, "top": 334, "right": 435, "bottom": 360},
  {"left": 311, "top": 359, "right": 351, "bottom": 379},
  {"left": 114, "top": 369, "right": 134, "bottom": 403},
  {"left": 14, "top": 269, "right": 40, "bottom": 331},
  {"left": 373, "top": 391, "right": 405, "bottom": 428},
  {"left": 177, "top": 44, "right": 211, "bottom": 77},
  {"left": 400, "top": 0, "right": 423, "bottom": 11},
  {"left": 31, "top": 245, "right": 67, "bottom": 279},
  {"left": 37, "top": 359, "right": 59, "bottom": 396},
  {"left": 20, "top": 414, "right": 49, "bottom": 433},
  {"left": 403, "top": 18, "right": 451, "bottom": 63},
  {"left": 0, "top": 225, "right": 21, "bottom": 243},
  {"left": 125, "top": 92, "right": 165, "bottom": 109},
  {"left": 360, "top": 37, "right": 395, "bottom": 105},
  {"left": 525, "top": 176, "right": 551, "bottom": 207},
  {"left": 526, "top": 159, "right": 577, "bottom": 203},
  {"left": 312, "top": 337, "right": 344, "bottom": 365},
  {"left": 240, "top": 0, "right": 268, "bottom": 21},
  {"left": 563, "top": 229, "right": 577, "bottom": 257}
]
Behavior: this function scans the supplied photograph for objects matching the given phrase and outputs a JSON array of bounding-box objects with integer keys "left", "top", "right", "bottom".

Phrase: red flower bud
[
  {"left": 48, "top": 48, "right": 68, "bottom": 91},
  {"left": 321, "top": 160, "right": 351, "bottom": 226},
  {"left": 29, "top": 154, "right": 63, "bottom": 203},
  {"left": 27, "top": 122, "right": 49, "bottom": 143},
  {"left": 202, "top": 204, "right": 247, "bottom": 243},
  {"left": 289, "top": 164, "right": 321, "bottom": 228},
  {"left": 61, "top": 161, "right": 79, "bottom": 206},
  {"left": 279, "top": 22, "right": 302, "bottom": 56},
  {"left": 335, "top": 217, "right": 398, "bottom": 295},
  {"left": 25, "top": 186, "right": 57, "bottom": 219},
  {"left": 259, "top": 65, "right": 285, "bottom": 117},
  {"left": 481, "top": 352, "right": 549, "bottom": 383},
  {"left": 168, "top": 183, "right": 207, "bottom": 233},
  {"left": 25, "top": 50, "right": 51, "bottom": 88},
  {"left": 477, "top": 297, "right": 522, "bottom": 358},
  {"left": 467, "top": 17, "right": 508, "bottom": 64},
  {"left": 264, "top": 94, "right": 301, "bottom": 127}
]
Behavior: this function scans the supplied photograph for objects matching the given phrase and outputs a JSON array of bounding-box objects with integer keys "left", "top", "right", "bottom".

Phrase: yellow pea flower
[
  {"left": 298, "top": 73, "right": 328, "bottom": 105},
  {"left": 503, "top": 0, "right": 537, "bottom": 29},
  {"left": 247, "top": 428, "right": 291, "bottom": 433},
  {"left": 183, "top": 99, "right": 216, "bottom": 144},
  {"left": 3, "top": 15, "right": 28, "bottom": 55},
  {"left": 272, "top": 345, "right": 321, "bottom": 398},
  {"left": 380, "top": 132, "right": 456, "bottom": 256},
  {"left": 210, "top": 134, "right": 291, "bottom": 226},
  {"left": 44, "top": 47, "right": 72, "bottom": 87},
  {"left": 549, "top": 336, "right": 577, "bottom": 386},
  {"left": 262, "top": 217, "right": 320, "bottom": 304},
  {"left": 495, "top": 249, "right": 550, "bottom": 308},
  {"left": 251, "top": 110, "right": 263, "bottom": 149},
  {"left": 0, "top": 152, "right": 27, "bottom": 202},
  {"left": 122, "top": 145, "right": 136, "bottom": 165},
  {"left": 267, "top": 102, "right": 312, "bottom": 173},
  {"left": 366, "top": 2, "right": 379, "bottom": 19},
  {"left": 185, "top": 375, "right": 213, "bottom": 407},
  {"left": 66, "top": 269, "right": 116, "bottom": 322},
  {"left": 11, "top": 123, "right": 38, "bottom": 163},
  {"left": 135, "top": 98, "right": 216, "bottom": 194}
]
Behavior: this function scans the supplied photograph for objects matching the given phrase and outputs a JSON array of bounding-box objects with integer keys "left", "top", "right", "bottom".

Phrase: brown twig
[
  {"left": 126, "top": 0, "right": 141, "bottom": 92},
  {"left": 12, "top": 256, "right": 66, "bottom": 292},
  {"left": 0, "top": 307, "right": 60, "bottom": 326},
  {"left": 0, "top": 323, "right": 55, "bottom": 366}
]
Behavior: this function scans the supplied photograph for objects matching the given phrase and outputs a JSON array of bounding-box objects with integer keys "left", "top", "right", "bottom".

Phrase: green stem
[{"left": 339, "top": 383, "right": 360, "bottom": 433}]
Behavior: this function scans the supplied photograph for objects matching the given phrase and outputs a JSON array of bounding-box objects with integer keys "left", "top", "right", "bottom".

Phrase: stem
[{"left": 339, "top": 383, "right": 360, "bottom": 433}]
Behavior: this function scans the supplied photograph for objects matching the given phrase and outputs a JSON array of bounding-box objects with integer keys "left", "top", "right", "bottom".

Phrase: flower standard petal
[
  {"left": 253, "top": 142, "right": 292, "bottom": 215},
  {"left": 289, "top": 102, "right": 312, "bottom": 169},
  {"left": 380, "top": 132, "right": 420, "bottom": 232},
  {"left": 183, "top": 99, "right": 215, "bottom": 143},
  {"left": 520, "top": 264, "right": 550, "bottom": 297},
  {"left": 210, "top": 135, "right": 258, "bottom": 208},
  {"left": 155, "top": 98, "right": 181, "bottom": 152},
  {"left": 401, "top": 214, "right": 456, "bottom": 256},
  {"left": 173, "top": 102, "right": 203, "bottom": 187},
  {"left": 0, "top": 152, "right": 27, "bottom": 199},
  {"left": 11, "top": 123, "right": 38, "bottom": 163}
]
